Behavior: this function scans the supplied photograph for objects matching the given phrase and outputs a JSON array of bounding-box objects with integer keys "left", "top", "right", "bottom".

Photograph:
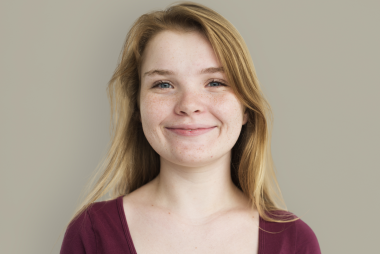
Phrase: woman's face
[{"left": 139, "top": 30, "right": 247, "bottom": 167}]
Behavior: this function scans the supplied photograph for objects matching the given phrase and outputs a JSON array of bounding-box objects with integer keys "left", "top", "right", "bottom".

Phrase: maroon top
[{"left": 60, "top": 196, "right": 321, "bottom": 254}]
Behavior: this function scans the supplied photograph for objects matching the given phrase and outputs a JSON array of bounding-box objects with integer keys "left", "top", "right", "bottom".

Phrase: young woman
[{"left": 60, "top": 2, "right": 321, "bottom": 254}]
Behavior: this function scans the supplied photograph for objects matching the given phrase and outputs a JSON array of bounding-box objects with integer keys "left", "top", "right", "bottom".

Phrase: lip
[
  {"left": 166, "top": 124, "right": 216, "bottom": 129},
  {"left": 165, "top": 124, "right": 217, "bottom": 136}
]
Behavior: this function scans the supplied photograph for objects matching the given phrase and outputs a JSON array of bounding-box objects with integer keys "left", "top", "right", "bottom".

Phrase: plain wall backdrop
[{"left": 1, "top": 0, "right": 379, "bottom": 253}]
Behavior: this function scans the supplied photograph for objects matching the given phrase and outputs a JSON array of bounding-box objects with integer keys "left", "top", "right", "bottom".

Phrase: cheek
[
  {"left": 140, "top": 92, "right": 244, "bottom": 127},
  {"left": 212, "top": 94, "right": 244, "bottom": 124},
  {"left": 140, "top": 94, "right": 171, "bottom": 126}
]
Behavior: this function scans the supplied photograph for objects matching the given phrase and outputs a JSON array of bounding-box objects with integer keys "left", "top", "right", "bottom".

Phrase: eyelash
[{"left": 152, "top": 79, "right": 227, "bottom": 89}]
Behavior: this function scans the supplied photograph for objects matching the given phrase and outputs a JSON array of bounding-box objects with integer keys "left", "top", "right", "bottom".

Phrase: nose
[{"left": 174, "top": 89, "right": 205, "bottom": 116}]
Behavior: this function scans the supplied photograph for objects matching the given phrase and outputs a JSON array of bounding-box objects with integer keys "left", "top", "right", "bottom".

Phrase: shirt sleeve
[
  {"left": 60, "top": 209, "right": 97, "bottom": 254},
  {"left": 295, "top": 218, "right": 321, "bottom": 254}
]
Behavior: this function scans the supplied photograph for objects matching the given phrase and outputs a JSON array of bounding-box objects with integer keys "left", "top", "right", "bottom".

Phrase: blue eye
[
  {"left": 208, "top": 80, "right": 226, "bottom": 87},
  {"left": 152, "top": 80, "right": 227, "bottom": 89},
  {"left": 153, "top": 81, "right": 172, "bottom": 89}
]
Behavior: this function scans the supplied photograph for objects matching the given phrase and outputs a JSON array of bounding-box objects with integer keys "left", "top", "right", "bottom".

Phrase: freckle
[{"left": 168, "top": 212, "right": 170, "bottom": 214}]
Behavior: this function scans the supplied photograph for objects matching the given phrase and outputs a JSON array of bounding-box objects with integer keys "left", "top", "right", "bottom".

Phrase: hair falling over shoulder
[{"left": 67, "top": 1, "right": 299, "bottom": 227}]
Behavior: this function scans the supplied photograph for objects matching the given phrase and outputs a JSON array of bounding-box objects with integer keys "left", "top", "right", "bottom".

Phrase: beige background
[{"left": 1, "top": 0, "right": 379, "bottom": 253}]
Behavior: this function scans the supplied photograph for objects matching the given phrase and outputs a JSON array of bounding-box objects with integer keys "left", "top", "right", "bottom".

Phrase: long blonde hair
[{"left": 68, "top": 1, "right": 298, "bottom": 226}]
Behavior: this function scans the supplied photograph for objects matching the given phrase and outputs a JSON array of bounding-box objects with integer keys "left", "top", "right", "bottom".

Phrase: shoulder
[
  {"left": 292, "top": 217, "right": 321, "bottom": 254},
  {"left": 67, "top": 197, "right": 121, "bottom": 231},
  {"left": 259, "top": 210, "right": 321, "bottom": 254},
  {"left": 60, "top": 197, "right": 126, "bottom": 254}
]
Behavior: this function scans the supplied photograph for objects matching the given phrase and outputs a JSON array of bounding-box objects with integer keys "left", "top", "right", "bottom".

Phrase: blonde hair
[{"left": 68, "top": 1, "right": 298, "bottom": 226}]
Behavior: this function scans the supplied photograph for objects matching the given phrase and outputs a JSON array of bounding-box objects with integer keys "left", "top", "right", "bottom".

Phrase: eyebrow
[{"left": 142, "top": 66, "right": 224, "bottom": 78}]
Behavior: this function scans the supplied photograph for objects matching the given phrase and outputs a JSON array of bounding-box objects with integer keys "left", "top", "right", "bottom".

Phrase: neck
[{"left": 149, "top": 153, "right": 250, "bottom": 221}]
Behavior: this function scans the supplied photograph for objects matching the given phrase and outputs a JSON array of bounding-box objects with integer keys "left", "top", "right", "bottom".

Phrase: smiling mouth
[
  {"left": 166, "top": 128, "right": 211, "bottom": 131},
  {"left": 165, "top": 127, "right": 216, "bottom": 136}
]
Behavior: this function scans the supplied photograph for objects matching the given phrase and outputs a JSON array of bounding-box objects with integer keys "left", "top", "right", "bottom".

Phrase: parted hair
[{"left": 68, "top": 1, "right": 298, "bottom": 226}]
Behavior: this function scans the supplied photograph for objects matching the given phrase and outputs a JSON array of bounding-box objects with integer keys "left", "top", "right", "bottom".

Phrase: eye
[
  {"left": 207, "top": 80, "right": 227, "bottom": 87},
  {"left": 152, "top": 79, "right": 227, "bottom": 89},
  {"left": 152, "top": 81, "right": 173, "bottom": 89}
]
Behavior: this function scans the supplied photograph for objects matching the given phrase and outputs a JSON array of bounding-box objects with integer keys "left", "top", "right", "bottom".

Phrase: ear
[
  {"left": 242, "top": 109, "right": 248, "bottom": 125},
  {"left": 136, "top": 110, "right": 141, "bottom": 122}
]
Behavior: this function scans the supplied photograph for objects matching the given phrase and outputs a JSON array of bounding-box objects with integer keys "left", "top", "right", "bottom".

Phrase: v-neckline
[{"left": 116, "top": 195, "right": 264, "bottom": 254}]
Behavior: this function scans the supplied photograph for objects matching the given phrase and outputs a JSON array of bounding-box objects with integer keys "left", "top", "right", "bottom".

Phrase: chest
[{"left": 126, "top": 209, "right": 259, "bottom": 254}]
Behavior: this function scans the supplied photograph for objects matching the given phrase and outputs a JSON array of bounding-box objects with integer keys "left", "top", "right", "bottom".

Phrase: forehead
[{"left": 140, "top": 30, "right": 221, "bottom": 76}]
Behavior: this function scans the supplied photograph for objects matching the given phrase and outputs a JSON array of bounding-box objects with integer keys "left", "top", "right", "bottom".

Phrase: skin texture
[
  {"left": 123, "top": 30, "right": 259, "bottom": 254},
  {"left": 140, "top": 29, "right": 247, "bottom": 172}
]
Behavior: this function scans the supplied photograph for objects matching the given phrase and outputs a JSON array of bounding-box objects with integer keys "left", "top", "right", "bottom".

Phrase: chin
[{"left": 166, "top": 151, "right": 220, "bottom": 166}]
